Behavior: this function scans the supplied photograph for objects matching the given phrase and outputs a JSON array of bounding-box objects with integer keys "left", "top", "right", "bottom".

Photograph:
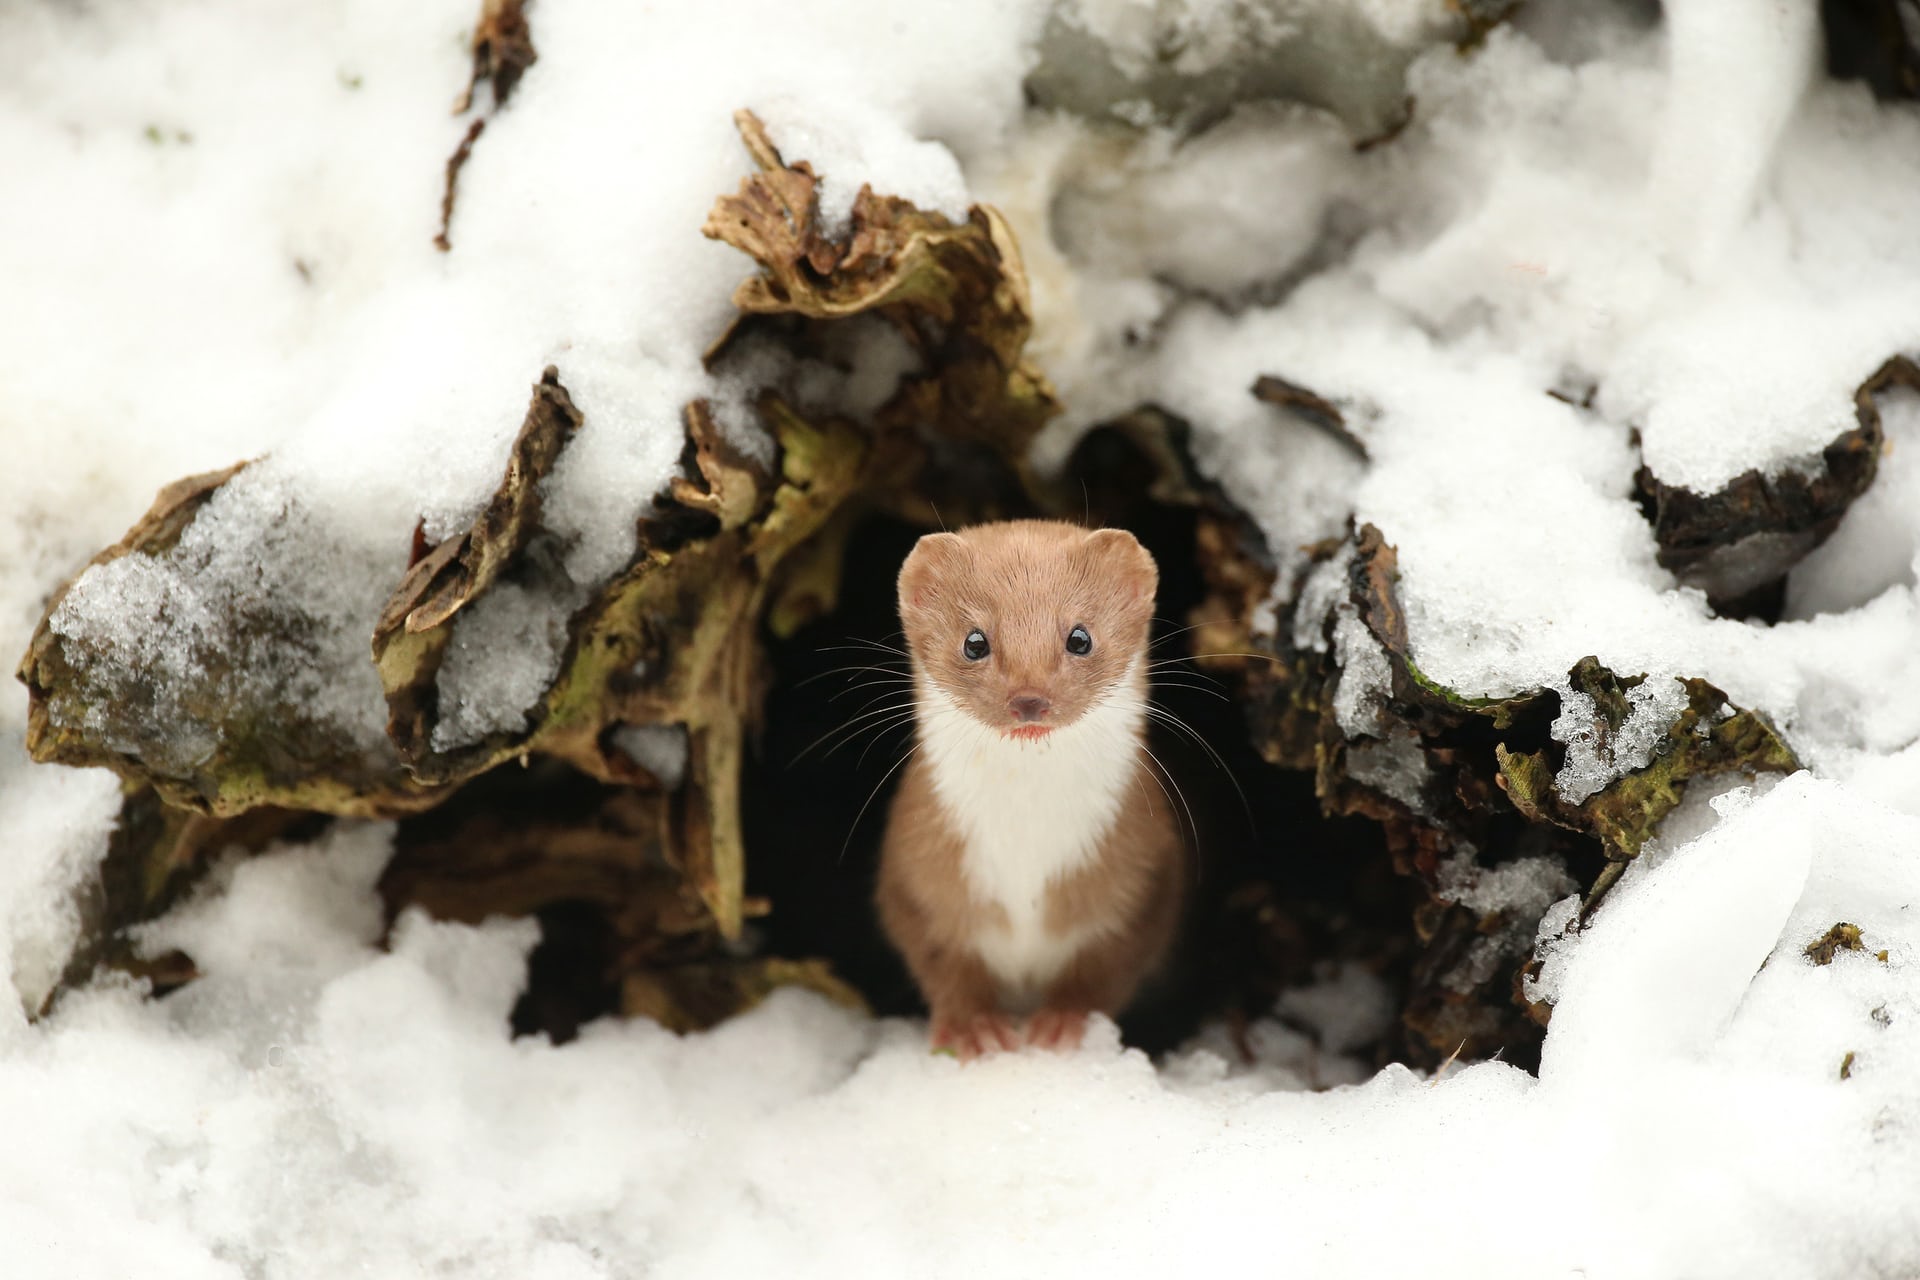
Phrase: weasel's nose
[{"left": 1008, "top": 693, "right": 1052, "bottom": 722}]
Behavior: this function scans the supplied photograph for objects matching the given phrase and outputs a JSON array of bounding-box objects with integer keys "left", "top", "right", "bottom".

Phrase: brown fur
[{"left": 875, "top": 520, "right": 1185, "bottom": 1057}]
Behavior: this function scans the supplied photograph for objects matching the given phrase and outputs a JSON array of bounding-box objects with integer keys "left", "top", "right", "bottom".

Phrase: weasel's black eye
[
  {"left": 1065, "top": 625, "right": 1092, "bottom": 656},
  {"left": 962, "top": 629, "right": 991, "bottom": 661}
]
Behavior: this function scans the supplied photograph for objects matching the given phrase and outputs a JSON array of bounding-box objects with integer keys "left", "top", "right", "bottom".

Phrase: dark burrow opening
[{"left": 742, "top": 491, "right": 1414, "bottom": 1062}]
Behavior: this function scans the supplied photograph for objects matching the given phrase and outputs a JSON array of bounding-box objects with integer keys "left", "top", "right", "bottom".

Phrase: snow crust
[{"left": 6, "top": 0, "right": 1920, "bottom": 1274}]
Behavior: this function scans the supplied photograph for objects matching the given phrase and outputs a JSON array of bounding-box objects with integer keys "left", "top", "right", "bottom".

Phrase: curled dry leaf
[
  {"left": 1803, "top": 921, "right": 1886, "bottom": 966},
  {"left": 703, "top": 109, "right": 1058, "bottom": 473},
  {"left": 1633, "top": 355, "right": 1913, "bottom": 616}
]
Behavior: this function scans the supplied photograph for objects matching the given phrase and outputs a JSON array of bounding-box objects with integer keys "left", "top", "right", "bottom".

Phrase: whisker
[
  {"left": 1145, "top": 703, "right": 1255, "bottom": 835},
  {"left": 828, "top": 676, "right": 916, "bottom": 702},
  {"left": 791, "top": 699, "right": 918, "bottom": 765},
  {"left": 1148, "top": 622, "right": 1211, "bottom": 651},
  {"left": 820, "top": 639, "right": 910, "bottom": 659},
  {"left": 1158, "top": 651, "right": 1286, "bottom": 665},
  {"left": 795, "top": 660, "right": 910, "bottom": 692},
  {"left": 856, "top": 717, "right": 918, "bottom": 770},
  {"left": 841, "top": 741, "right": 922, "bottom": 864},
  {"left": 1128, "top": 761, "right": 1159, "bottom": 822},
  {"left": 843, "top": 686, "right": 915, "bottom": 719},
  {"left": 841, "top": 714, "right": 919, "bottom": 769},
  {"left": 1138, "top": 739, "right": 1199, "bottom": 855},
  {"left": 1148, "top": 679, "right": 1231, "bottom": 702},
  {"left": 1146, "top": 655, "right": 1228, "bottom": 674},
  {"left": 808, "top": 712, "right": 918, "bottom": 768}
]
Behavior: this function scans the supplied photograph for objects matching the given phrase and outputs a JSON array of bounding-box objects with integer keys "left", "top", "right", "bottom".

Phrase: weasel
[{"left": 876, "top": 520, "right": 1185, "bottom": 1058}]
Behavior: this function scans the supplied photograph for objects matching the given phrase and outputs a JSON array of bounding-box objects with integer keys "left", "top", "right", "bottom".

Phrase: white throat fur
[{"left": 914, "top": 660, "right": 1147, "bottom": 997}]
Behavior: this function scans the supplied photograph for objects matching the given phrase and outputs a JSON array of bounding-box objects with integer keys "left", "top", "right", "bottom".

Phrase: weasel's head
[{"left": 896, "top": 521, "right": 1157, "bottom": 740}]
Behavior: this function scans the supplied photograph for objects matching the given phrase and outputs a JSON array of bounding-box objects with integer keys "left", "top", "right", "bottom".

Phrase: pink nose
[{"left": 1008, "top": 694, "right": 1051, "bottom": 722}]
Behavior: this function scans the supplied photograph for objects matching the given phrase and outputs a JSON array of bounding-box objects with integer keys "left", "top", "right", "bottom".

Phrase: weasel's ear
[
  {"left": 898, "top": 532, "right": 967, "bottom": 613},
  {"left": 1083, "top": 528, "right": 1157, "bottom": 607}
]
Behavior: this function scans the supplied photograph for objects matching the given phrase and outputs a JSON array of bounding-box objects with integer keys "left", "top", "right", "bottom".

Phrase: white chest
[{"left": 915, "top": 668, "right": 1144, "bottom": 996}]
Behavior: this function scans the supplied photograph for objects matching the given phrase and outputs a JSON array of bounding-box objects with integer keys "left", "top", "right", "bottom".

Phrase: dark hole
[
  {"left": 744, "top": 516, "right": 927, "bottom": 1020},
  {"left": 511, "top": 901, "right": 621, "bottom": 1044}
]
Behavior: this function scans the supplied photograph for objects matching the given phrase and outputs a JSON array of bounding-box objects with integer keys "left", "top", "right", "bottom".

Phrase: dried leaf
[
  {"left": 1805, "top": 921, "right": 1867, "bottom": 965},
  {"left": 1632, "top": 356, "right": 1912, "bottom": 614},
  {"left": 1494, "top": 659, "right": 1798, "bottom": 860},
  {"left": 439, "top": 0, "right": 537, "bottom": 250},
  {"left": 704, "top": 110, "right": 1058, "bottom": 470},
  {"left": 1252, "top": 373, "right": 1368, "bottom": 460},
  {"left": 38, "top": 784, "right": 310, "bottom": 1013},
  {"left": 456, "top": 0, "right": 537, "bottom": 114},
  {"left": 373, "top": 367, "right": 582, "bottom": 757},
  {"left": 19, "top": 465, "right": 448, "bottom": 818}
]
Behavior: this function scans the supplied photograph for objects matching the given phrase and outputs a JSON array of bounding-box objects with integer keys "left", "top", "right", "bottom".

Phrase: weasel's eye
[
  {"left": 962, "top": 629, "right": 991, "bottom": 661},
  {"left": 1065, "top": 625, "right": 1092, "bottom": 656}
]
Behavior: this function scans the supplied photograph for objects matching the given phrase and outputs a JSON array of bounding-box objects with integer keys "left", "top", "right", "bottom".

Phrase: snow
[
  {"left": 612, "top": 724, "right": 691, "bottom": 790},
  {"left": 1437, "top": 849, "right": 1577, "bottom": 919},
  {"left": 4, "top": 787, "right": 1918, "bottom": 1277},
  {"left": 432, "top": 581, "right": 573, "bottom": 752},
  {"left": 7, "top": 0, "right": 1920, "bottom": 1275}
]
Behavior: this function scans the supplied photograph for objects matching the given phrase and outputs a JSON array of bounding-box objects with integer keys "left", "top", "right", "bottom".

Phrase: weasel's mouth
[{"left": 1004, "top": 724, "right": 1052, "bottom": 741}]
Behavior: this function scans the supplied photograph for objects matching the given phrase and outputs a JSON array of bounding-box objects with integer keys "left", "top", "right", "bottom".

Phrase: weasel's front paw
[
  {"left": 1025, "top": 1008, "right": 1089, "bottom": 1051},
  {"left": 931, "top": 1011, "right": 1022, "bottom": 1060}
]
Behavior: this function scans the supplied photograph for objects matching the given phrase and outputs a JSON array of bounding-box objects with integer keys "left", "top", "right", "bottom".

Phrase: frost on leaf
[
  {"left": 19, "top": 466, "right": 447, "bottom": 819},
  {"left": 1494, "top": 658, "right": 1798, "bottom": 868}
]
